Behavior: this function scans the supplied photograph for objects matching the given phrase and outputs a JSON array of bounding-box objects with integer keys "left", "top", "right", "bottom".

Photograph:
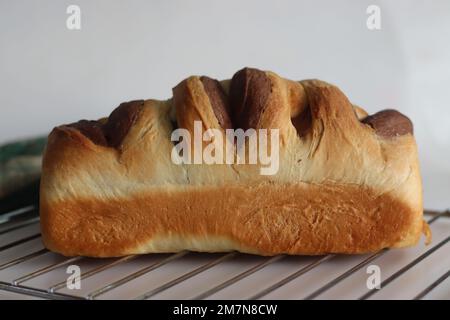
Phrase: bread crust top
[{"left": 41, "top": 67, "right": 421, "bottom": 211}]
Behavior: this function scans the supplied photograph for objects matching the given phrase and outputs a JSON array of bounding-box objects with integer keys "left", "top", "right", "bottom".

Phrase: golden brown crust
[
  {"left": 40, "top": 67, "right": 426, "bottom": 257},
  {"left": 41, "top": 183, "right": 423, "bottom": 257}
]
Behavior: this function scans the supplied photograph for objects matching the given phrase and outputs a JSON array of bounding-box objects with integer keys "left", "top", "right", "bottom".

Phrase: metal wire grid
[{"left": 0, "top": 206, "right": 449, "bottom": 300}]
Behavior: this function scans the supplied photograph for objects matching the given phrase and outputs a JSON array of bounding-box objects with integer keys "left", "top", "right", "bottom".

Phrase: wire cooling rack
[{"left": 0, "top": 205, "right": 449, "bottom": 300}]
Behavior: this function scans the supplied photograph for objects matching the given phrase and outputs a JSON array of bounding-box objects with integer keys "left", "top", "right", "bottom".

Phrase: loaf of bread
[{"left": 40, "top": 67, "right": 430, "bottom": 257}]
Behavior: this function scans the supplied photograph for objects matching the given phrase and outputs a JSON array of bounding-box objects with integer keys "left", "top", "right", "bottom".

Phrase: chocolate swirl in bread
[
  {"left": 362, "top": 109, "right": 413, "bottom": 138},
  {"left": 229, "top": 67, "right": 272, "bottom": 130},
  {"left": 199, "top": 76, "right": 232, "bottom": 130},
  {"left": 65, "top": 100, "right": 144, "bottom": 149},
  {"left": 67, "top": 68, "right": 413, "bottom": 148}
]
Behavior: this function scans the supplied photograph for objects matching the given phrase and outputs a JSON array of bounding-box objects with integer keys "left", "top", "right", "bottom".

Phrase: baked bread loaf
[{"left": 40, "top": 67, "right": 429, "bottom": 257}]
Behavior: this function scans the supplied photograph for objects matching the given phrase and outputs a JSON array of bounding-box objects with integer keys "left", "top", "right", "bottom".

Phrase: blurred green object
[{"left": 0, "top": 137, "right": 47, "bottom": 199}]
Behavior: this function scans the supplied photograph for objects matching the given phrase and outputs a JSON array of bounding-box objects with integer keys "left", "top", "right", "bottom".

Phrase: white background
[{"left": 0, "top": 0, "right": 449, "bottom": 209}]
